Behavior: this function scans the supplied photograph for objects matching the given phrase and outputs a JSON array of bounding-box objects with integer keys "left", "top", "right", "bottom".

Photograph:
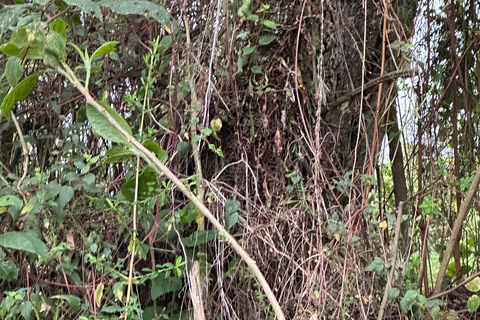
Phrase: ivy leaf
[
  {"left": 466, "top": 277, "right": 480, "bottom": 292},
  {"left": 258, "top": 35, "right": 276, "bottom": 45},
  {"left": 20, "top": 301, "right": 32, "bottom": 319},
  {"left": 86, "top": 101, "right": 132, "bottom": 144},
  {"left": 0, "top": 231, "right": 48, "bottom": 257},
  {"left": 263, "top": 20, "right": 277, "bottom": 30},
  {"left": 5, "top": 56, "right": 23, "bottom": 87},
  {"left": 468, "top": 295, "right": 480, "bottom": 313},
  {"left": 224, "top": 199, "right": 240, "bottom": 230},
  {"left": 365, "top": 257, "right": 384, "bottom": 273}
]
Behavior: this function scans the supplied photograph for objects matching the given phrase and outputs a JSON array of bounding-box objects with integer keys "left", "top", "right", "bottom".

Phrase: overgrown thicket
[{"left": 1, "top": 0, "right": 480, "bottom": 319}]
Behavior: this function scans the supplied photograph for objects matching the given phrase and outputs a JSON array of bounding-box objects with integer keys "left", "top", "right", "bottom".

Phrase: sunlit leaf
[{"left": 0, "top": 232, "right": 47, "bottom": 257}]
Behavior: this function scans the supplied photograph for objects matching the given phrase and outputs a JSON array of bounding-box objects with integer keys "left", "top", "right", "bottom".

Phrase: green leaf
[
  {"left": 224, "top": 199, "right": 240, "bottom": 230},
  {"left": 251, "top": 66, "right": 262, "bottom": 74},
  {"left": 0, "top": 232, "right": 48, "bottom": 257},
  {"left": 59, "top": 185, "right": 74, "bottom": 208},
  {"left": 0, "top": 260, "right": 18, "bottom": 281},
  {"left": 121, "top": 167, "right": 159, "bottom": 202},
  {"left": 63, "top": 0, "right": 103, "bottom": 21},
  {"left": 246, "top": 14, "right": 258, "bottom": 21},
  {"left": 243, "top": 46, "right": 256, "bottom": 55},
  {"left": 91, "top": 41, "right": 119, "bottom": 61},
  {"left": 466, "top": 277, "right": 480, "bottom": 292},
  {"left": 5, "top": 56, "right": 23, "bottom": 87},
  {"left": 0, "top": 73, "right": 39, "bottom": 119},
  {"left": 52, "top": 295, "right": 81, "bottom": 308},
  {"left": 400, "top": 289, "right": 419, "bottom": 313},
  {"left": 365, "top": 257, "right": 384, "bottom": 273},
  {"left": 86, "top": 101, "right": 132, "bottom": 144},
  {"left": 176, "top": 141, "right": 189, "bottom": 159},
  {"left": 64, "top": 172, "right": 80, "bottom": 182},
  {"left": 468, "top": 295, "right": 480, "bottom": 312},
  {"left": 387, "top": 287, "right": 400, "bottom": 300},
  {"left": 113, "top": 282, "right": 124, "bottom": 301},
  {"left": 0, "top": 4, "right": 33, "bottom": 34},
  {"left": 95, "top": 283, "right": 104, "bottom": 307},
  {"left": 20, "top": 300, "right": 32, "bottom": 319},
  {"left": 49, "top": 18, "right": 67, "bottom": 43},
  {"left": 142, "top": 139, "right": 168, "bottom": 164},
  {"left": 263, "top": 20, "right": 277, "bottom": 30},
  {"left": 98, "top": 0, "right": 170, "bottom": 25},
  {"left": 258, "top": 35, "right": 276, "bottom": 45},
  {"left": 104, "top": 145, "right": 135, "bottom": 164},
  {"left": 44, "top": 31, "right": 67, "bottom": 66},
  {"left": 181, "top": 230, "right": 216, "bottom": 247},
  {"left": 151, "top": 275, "right": 182, "bottom": 300},
  {"left": 0, "top": 195, "right": 23, "bottom": 220}
]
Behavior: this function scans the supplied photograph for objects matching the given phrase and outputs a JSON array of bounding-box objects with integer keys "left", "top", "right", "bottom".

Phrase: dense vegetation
[{"left": 1, "top": 0, "right": 480, "bottom": 319}]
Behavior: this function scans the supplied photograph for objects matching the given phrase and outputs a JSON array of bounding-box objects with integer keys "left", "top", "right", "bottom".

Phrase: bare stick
[
  {"left": 62, "top": 63, "right": 286, "bottom": 320},
  {"left": 377, "top": 202, "right": 403, "bottom": 320},
  {"left": 433, "top": 165, "right": 480, "bottom": 295},
  {"left": 11, "top": 110, "right": 28, "bottom": 195}
]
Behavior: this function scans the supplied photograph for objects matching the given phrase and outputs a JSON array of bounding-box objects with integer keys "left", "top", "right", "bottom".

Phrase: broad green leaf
[
  {"left": 0, "top": 42, "right": 21, "bottom": 56},
  {"left": 59, "top": 185, "right": 74, "bottom": 208},
  {"left": 181, "top": 230, "right": 216, "bottom": 247},
  {"left": 258, "top": 35, "right": 276, "bottom": 45},
  {"left": 86, "top": 101, "right": 132, "bottom": 144},
  {"left": 365, "top": 257, "right": 384, "bottom": 273},
  {"left": 0, "top": 195, "right": 23, "bottom": 220},
  {"left": 64, "top": 172, "right": 80, "bottom": 182},
  {"left": 49, "top": 18, "right": 67, "bottom": 43},
  {"left": 466, "top": 277, "right": 480, "bottom": 292},
  {"left": 0, "top": 4, "right": 33, "bottom": 34},
  {"left": 246, "top": 14, "right": 258, "bottom": 21},
  {"left": 98, "top": 0, "right": 170, "bottom": 25},
  {"left": 0, "top": 73, "right": 39, "bottom": 119},
  {"left": 20, "top": 300, "right": 32, "bottom": 319},
  {"left": 121, "top": 167, "right": 159, "bottom": 202},
  {"left": 0, "top": 231, "right": 47, "bottom": 257},
  {"left": 0, "top": 249, "right": 5, "bottom": 260},
  {"left": 104, "top": 145, "right": 135, "bottom": 164},
  {"left": 176, "top": 141, "right": 189, "bottom": 158},
  {"left": 400, "top": 289, "right": 419, "bottom": 313},
  {"left": 45, "top": 31, "right": 67, "bottom": 66},
  {"left": 251, "top": 66, "right": 262, "bottom": 74},
  {"left": 151, "top": 275, "right": 182, "bottom": 299},
  {"left": 113, "top": 282, "right": 124, "bottom": 301},
  {"left": 243, "top": 46, "right": 256, "bottom": 55},
  {"left": 63, "top": 0, "right": 103, "bottom": 21},
  {"left": 52, "top": 295, "right": 81, "bottom": 308},
  {"left": 0, "top": 260, "right": 18, "bottom": 281},
  {"left": 10, "top": 27, "right": 30, "bottom": 49},
  {"left": 468, "top": 295, "right": 480, "bottom": 312},
  {"left": 95, "top": 283, "right": 104, "bottom": 307},
  {"left": 387, "top": 287, "right": 400, "bottom": 300},
  {"left": 91, "top": 41, "right": 119, "bottom": 61},
  {"left": 142, "top": 139, "right": 168, "bottom": 163},
  {"left": 263, "top": 20, "right": 277, "bottom": 30},
  {"left": 224, "top": 199, "right": 240, "bottom": 230},
  {"left": 5, "top": 56, "right": 23, "bottom": 87}
]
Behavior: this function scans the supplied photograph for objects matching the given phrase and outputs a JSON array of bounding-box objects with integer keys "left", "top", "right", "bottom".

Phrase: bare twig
[
  {"left": 377, "top": 202, "right": 403, "bottom": 320},
  {"left": 11, "top": 110, "right": 28, "bottom": 196}
]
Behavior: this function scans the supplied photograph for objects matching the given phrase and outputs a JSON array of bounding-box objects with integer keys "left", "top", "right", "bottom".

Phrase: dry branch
[{"left": 62, "top": 63, "right": 286, "bottom": 320}]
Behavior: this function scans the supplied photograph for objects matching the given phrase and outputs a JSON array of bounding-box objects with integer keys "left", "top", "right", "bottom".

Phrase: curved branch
[{"left": 62, "top": 63, "right": 286, "bottom": 320}]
